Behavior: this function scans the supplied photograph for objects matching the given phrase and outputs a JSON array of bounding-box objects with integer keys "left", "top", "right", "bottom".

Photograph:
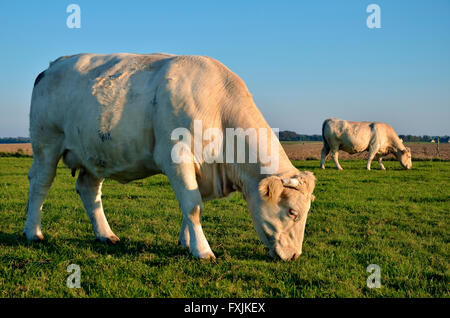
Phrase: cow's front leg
[
  {"left": 377, "top": 156, "right": 386, "bottom": 170},
  {"left": 185, "top": 204, "right": 215, "bottom": 259},
  {"left": 178, "top": 216, "right": 190, "bottom": 248},
  {"left": 166, "top": 163, "right": 215, "bottom": 259},
  {"left": 366, "top": 148, "right": 378, "bottom": 170},
  {"left": 76, "top": 170, "right": 119, "bottom": 244}
]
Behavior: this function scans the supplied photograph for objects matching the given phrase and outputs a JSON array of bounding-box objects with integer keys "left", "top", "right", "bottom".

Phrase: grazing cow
[
  {"left": 320, "top": 118, "right": 412, "bottom": 170},
  {"left": 25, "top": 53, "right": 316, "bottom": 261}
]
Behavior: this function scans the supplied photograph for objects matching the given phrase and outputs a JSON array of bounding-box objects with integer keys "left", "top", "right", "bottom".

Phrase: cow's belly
[
  {"left": 63, "top": 134, "right": 161, "bottom": 183},
  {"left": 339, "top": 138, "right": 369, "bottom": 154},
  {"left": 107, "top": 160, "right": 161, "bottom": 183}
]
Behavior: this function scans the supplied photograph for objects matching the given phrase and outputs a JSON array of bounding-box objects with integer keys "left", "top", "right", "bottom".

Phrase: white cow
[
  {"left": 320, "top": 118, "right": 412, "bottom": 170},
  {"left": 25, "top": 53, "right": 316, "bottom": 261}
]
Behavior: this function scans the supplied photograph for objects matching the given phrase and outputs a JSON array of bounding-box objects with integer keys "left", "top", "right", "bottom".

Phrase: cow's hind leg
[
  {"left": 24, "top": 142, "right": 62, "bottom": 241},
  {"left": 76, "top": 170, "right": 119, "bottom": 244},
  {"left": 331, "top": 150, "right": 343, "bottom": 170},
  {"left": 320, "top": 145, "right": 330, "bottom": 169}
]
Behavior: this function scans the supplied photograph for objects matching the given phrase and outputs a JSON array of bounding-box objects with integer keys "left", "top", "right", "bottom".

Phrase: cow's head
[
  {"left": 248, "top": 171, "right": 316, "bottom": 261},
  {"left": 396, "top": 147, "right": 412, "bottom": 170}
]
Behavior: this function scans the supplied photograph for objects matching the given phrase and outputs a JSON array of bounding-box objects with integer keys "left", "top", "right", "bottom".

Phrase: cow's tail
[{"left": 321, "top": 119, "right": 330, "bottom": 154}]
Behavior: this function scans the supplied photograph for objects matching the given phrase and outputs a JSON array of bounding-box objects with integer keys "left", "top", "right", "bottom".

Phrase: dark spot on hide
[
  {"left": 109, "top": 73, "right": 122, "bottom": 79},
  {"left": 34, "top": 71, "right": 46, "bottom": 87}
]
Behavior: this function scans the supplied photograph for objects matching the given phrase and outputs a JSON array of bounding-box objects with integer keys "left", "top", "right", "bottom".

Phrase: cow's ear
[
  {"left": 299, "top": 171, "right": 316, "bottom": 195},
  {"left": 259, "top": 176, "right": 283, "bottom": 202}
]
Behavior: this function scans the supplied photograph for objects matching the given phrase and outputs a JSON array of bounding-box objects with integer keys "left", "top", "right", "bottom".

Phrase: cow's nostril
[{"left": 291, "top": 253, "right": 298, "bottom": 261}]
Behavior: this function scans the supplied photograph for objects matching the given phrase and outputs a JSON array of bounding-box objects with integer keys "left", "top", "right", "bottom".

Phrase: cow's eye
[{"left": 288, "top": 209, "right": 298, "bottom": 220}]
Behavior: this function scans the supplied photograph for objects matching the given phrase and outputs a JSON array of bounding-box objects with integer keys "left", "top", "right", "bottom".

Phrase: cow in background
[{"left": 321, "top": 118, "right": 412, "bottom": 170}]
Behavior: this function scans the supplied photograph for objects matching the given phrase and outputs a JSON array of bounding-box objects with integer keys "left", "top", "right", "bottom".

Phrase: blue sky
[{"left": 0, "top": 0, "right": 449, "bottom": 136}]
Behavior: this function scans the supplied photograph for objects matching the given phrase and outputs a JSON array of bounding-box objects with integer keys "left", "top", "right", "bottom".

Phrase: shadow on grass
[
  {"left": 292, "top": 162, "right": 365, "bottom": 171},
  {"left": 224, "top": 248, "right": 273, "bottom": 262},
  {"left": 0, "top": 231, "right": 185, "bottom": 259},
  {"left": 0, "top": 231, "right": 274, "bottom": 262}
]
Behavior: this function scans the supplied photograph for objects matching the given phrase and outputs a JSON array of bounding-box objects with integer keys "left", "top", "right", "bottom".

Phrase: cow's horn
[{"left": 281, "top": 178, "right": 302, "bottom": 189}]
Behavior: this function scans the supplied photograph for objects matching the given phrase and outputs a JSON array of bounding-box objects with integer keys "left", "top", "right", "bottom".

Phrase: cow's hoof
[
  {"left": 95, "top": 234, "right": 120, "bottom": 245},
  {"left": 24, "top": 231, "right": 44, "bottom": 242},
  {"left": 178, "top": 240, "right": 189, "bottom": 249},
  {"left": 195, "top": 250, "right": 216, "bottom": 260}
]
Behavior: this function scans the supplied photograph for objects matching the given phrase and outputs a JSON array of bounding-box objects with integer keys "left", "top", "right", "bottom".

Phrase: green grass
[
  {"left": 0, "top": 151, "right": 31, "bottom": 158},
  {"left": 0, "top": 157, "right": 448, "bottom": 297}
]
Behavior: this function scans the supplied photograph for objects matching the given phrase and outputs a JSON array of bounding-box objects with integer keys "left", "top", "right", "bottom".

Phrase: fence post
[{"left": 436, "top": 137, "right": 440, "bottom": 159}]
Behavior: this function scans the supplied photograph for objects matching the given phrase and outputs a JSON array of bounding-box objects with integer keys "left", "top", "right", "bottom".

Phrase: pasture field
[
  {"left": 0, "top": 157, "right": 448, "bottom": 297},
  {"left": 0, "top": 144, "right": 32, "bottom": 156},
  {"left": 2, "top": 142, "right": 450, "bottom": 160},
  {"left": 281, "top": 142, "right": 450, "bottom": 161}
]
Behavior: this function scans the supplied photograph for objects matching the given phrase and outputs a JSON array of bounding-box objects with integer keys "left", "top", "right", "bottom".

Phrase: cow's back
[
  {"left": 30, "top": 52, "right": 285, "bottom": 183},
  {"left": 30, "top": 53, "right": 175, "bottom": 180}
]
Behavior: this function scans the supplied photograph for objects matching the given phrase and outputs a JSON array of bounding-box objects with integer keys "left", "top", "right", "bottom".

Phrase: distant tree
[
  {"left": 0, "top": 137, "right": 31, "bottom": 144},
  {"left": 279, "top": 131, "right": 300, "bottom": 141},
  {"left": 279, "top": 131, "right": 322, "bottom": 142},
  {"left": 280, "top": 132, "right": 448, "bottom": 143}
]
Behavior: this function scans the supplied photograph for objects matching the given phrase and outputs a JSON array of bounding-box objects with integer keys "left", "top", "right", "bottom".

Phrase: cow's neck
[
  {"left": 221, "top": 147, "right": 296, "bottom": 200},
  {"left": 388, "top": 136, "right": 406, "bottom": 154},
  {"left": 218, "top": 98, "right": 298, "bottom": 198}
]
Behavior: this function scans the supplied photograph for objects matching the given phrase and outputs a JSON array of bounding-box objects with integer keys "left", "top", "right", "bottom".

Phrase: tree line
[
  {"left": 279, "top": 131, "right": 322, "bottom": 141},
  {"left": 397, "top": 135, "right": 450, "bottom": 143},
  {"left": 0, "top": 134, "right": 449, "bottom": 143},
  {"left": 278, "top": 131, "right": 449, "bottom": 143},
  {"left": 0, "top": 137, "right": 31, "bottom": 144}
]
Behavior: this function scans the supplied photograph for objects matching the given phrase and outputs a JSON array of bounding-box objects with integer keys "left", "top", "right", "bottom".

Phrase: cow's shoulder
[
  {"left": 49, "top": 54, "right": 83, "bottom": 67},
  {"left": 168, "top": 55, "right": 252, "bottom": 98},
  {"left": 371, "top": 121, "right": 393, "bottom": 131}
]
